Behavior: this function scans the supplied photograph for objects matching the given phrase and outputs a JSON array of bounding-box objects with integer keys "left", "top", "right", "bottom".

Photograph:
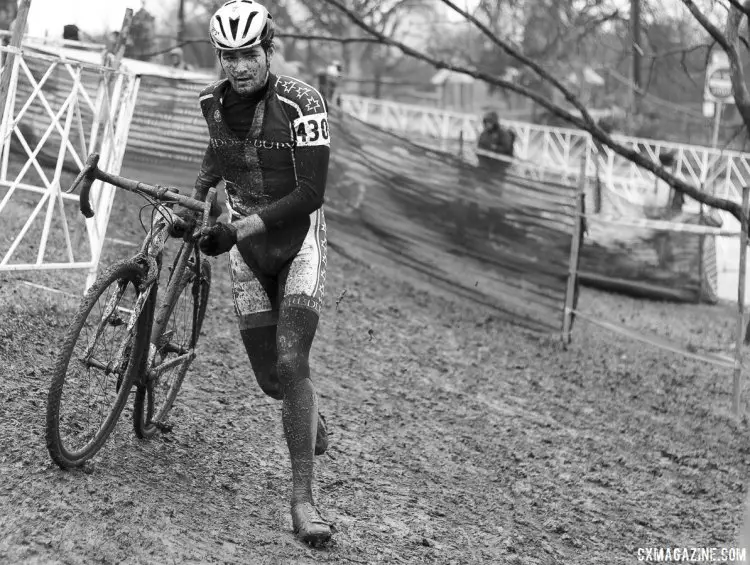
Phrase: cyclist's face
[{"left": 220, "top": 46, "right": 272, "bottom": 96}]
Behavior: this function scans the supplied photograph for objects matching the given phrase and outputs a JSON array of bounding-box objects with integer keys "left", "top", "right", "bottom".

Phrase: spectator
[
  {"left": 166, "top": 46, "right": 191, "bottom": 70},
  {"left": 102, "top": 30, "right": 120, "bottom": 66},
  {"left": 63, "top": 24, "right": 79, "bottom": 41},
  {"left": 0, "top": 8, "right": 11, "bottom": 50},
  {"left": 316, "top": 69, "right": 328, "bottom": 100},
  {"left": 659, "top": 151, "right": 684, "bottom": 213},
  {"left": 324, "top": 60, "right": 342, "bottom": 105},
  {"left": 63, "top": 24, "right": 90, "bottom": 51},
  {"left": 476, "top": 110, "right": 516, "bottom": 176}
]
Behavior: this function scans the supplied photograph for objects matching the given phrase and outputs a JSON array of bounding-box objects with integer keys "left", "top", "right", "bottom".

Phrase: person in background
[
  {"left": 0, "top": 5, "right": 15, "bottom": 46},
  {"left": 324, "top": 60, "right": 342, "bottom": 105},
  {"left": 102, "top": 30, "right": 120, "bottom": 66},
  {"left": 63, "top": 24, "right": 90, "bottom": 50},
  {"left": 167, "top": 46, "right": 191, "bottom": 70},
  {"left": 63, "top": 24, "right": 79, "bottom": 41},
  {"left": 476, "top": 110, "right": 515, "bottom": 177},
  {"left": 659, "top": 151, "right": 684, "bottom": 213}
]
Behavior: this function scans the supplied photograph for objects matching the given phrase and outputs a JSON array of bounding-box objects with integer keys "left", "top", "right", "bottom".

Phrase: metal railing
[{"left": 0, "top": 45, "right": 140, "bottom": 288}]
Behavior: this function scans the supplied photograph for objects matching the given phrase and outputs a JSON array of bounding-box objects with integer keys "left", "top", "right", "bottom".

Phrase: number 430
[{"left": 297, "top": 118, "right": 329, "bottom": 142}]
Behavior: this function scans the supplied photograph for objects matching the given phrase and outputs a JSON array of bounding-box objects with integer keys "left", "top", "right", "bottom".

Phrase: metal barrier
[
  {"left": 339, "top": 94, "right": 750, "bottom": 302},
  {"left": 0, "top": 45, "right": 140, "bottom": 288},
  {"left": 340, "top": 94, "right": 750, "bottom": 204}
]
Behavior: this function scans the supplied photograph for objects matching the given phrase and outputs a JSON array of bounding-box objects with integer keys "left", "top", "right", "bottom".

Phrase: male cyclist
[{"left": 173, "top": 0, "right": 332, "bottom": 545}]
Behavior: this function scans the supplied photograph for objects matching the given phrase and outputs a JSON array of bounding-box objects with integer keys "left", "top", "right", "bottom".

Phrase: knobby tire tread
[{"left": 45, "top": 259, "right": 149, "bottom": 470}]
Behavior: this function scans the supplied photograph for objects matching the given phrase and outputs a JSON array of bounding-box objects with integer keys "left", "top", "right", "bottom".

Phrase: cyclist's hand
[
  {"left": 168, "top": 204, "right": 198, "bottom": 238},
  {"left": 198, "top": 222, "right": 237, "bottom": 256}
]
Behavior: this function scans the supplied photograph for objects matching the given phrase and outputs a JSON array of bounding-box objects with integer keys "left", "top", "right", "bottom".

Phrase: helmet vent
[
  {"left": 229, "top": 17, "right": 240, "bottom": 40},
  {"left": 243, "top": 12, "right": 258, "bottom": 38},
  {"left": 217, "top": 17, "right": 230, "bottom": 43}
]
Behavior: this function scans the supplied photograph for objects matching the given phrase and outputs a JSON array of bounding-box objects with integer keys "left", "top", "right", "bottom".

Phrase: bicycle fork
[
  {"left": 80, "top": 261, "right": 154, "bottom": 380},
  {"left": 140, "top": 244, "right": 199, "bottom": 391}
]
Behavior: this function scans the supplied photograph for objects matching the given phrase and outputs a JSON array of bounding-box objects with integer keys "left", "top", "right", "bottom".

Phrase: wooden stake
[
  {"left": 562, "top": 160, "right": 586, "bottom": 344},
  {"left": 0, "top": 0, "right": 31, "bottom": 120},
  {"left": 733, "top": 185, "right": 749, "bottom": 417},
  {"left": 698, "top": 204, "right": 705, "bottom": 302}
]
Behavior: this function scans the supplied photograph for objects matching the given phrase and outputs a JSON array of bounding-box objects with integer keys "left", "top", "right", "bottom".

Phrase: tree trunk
[
  {"left": 630, "top": 0, "right": 642, "bottom": 110},
  {"left": 177, "top": 0, "right": 186, "bottom": 43}
]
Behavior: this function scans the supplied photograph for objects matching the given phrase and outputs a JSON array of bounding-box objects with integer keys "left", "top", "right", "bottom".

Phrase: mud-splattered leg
[{"left": 275, "top": 304, "right": 331, "bottom": 544}]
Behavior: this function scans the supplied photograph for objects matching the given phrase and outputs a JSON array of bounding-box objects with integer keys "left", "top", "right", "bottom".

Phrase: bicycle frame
[
  {"left": 137, "top": 213, "right": 205, "bottom": 387},
  {"left": 69, "top": 152, "right": 218, "bottom": 388}
]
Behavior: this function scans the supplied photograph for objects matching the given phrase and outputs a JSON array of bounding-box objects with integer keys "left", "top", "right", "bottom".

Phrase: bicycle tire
[
  {"left": 133, "top": 253, "right": 211, "bottom": 439},
  {"left": 45, "top": 259, "right": 150, "bottom": 469}
]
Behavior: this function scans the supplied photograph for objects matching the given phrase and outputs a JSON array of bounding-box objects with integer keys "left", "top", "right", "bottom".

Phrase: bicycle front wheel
[
  {"left": 133, "top": 253, "right": 211, "bottom": 439},
  {"left": 46, "top": 259, "right": 149, "bottom": 469}
]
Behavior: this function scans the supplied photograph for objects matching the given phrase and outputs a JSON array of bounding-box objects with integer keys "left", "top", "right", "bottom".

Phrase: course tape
[{"left": 573, "top": 309, "right": 737, "bottom": 369}]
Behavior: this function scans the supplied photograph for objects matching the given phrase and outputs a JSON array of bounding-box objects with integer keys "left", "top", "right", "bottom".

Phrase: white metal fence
[
  {"left": 340, "top": 94, "right": 750, "bottom": 205},
  {"left": 339, "top": 94, "right": 750, "bottom": 302},
  {"left": 0, "top": 45, "right": 140, "bottom": 288}
]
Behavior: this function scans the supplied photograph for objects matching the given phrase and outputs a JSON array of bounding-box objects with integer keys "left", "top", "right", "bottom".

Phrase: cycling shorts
[{"left": 229, "top": 209, "right": 327, "bottom": 329}]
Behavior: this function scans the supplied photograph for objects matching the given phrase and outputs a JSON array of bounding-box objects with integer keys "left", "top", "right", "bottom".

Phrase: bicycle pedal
[{"left": 162, "top": 342, "right": 189, "bottom": 355}]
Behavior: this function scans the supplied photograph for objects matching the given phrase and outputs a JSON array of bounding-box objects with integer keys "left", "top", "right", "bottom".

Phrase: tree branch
[
  {"left": 724, "top": 4, "right": 750, "bottom": 127},
  {"left": 569, "top": 9, "right": 622, "bottom": 46},
  {"left": 318, "top": 0, "right": 744, "bottom": 221},
  {"left": 680, "top": 0, "right": 733, "bottom": 52},
  {"left": 725, "top": 0, "right": 750, "bottom": 18},
  {"left": 278, "top": 32, "right": 382, "bottom": 43},
  {"left": 438, "top": 0, "right": 603, "bottom": 136}
]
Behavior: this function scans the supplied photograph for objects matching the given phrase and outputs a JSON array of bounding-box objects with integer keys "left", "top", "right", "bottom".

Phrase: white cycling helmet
[{"left": 209, "top": 0, "right": 275, "bottom": 51}]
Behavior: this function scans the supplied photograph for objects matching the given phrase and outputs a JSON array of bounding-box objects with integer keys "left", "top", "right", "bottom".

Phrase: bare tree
[
  {"left": 316, "top": 0, "right": 750, "bottom": 222},
  {"left": 288, "top": 0, "right": 434, "bottom": 87}
]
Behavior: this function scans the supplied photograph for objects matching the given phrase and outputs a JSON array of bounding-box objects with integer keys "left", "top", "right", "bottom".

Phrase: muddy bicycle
[{"left": 45, "top": 153, "right": 220, "bottom": 470}]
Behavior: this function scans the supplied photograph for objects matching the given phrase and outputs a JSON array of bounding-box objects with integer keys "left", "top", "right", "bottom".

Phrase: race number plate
[{"left": 294, "top": 113, "right": 330, "bottom": 147}]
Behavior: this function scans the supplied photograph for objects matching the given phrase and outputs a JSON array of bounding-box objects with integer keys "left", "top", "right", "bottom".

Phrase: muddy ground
[{"left": 2, "top": 181, "right": 750, "bottom": 565}]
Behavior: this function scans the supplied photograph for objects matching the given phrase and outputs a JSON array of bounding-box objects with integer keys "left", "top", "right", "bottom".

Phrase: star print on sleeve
[
  {"left": 293, "top": 84, "right": 310, "bottom": 96},
  {"left": 304, "top": 95, "right": 321, "bottom": 113},
  {"left": 277, "top": 78, "right": 295, "bottom": 94}
]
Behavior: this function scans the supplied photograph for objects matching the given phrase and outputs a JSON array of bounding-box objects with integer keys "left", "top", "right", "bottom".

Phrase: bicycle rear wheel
[
  {"left": 46, "top": 259, "right": 149, "bottom": 469},
  {"left": 133, "top": 251, "right": 211, "bottom": 439}
]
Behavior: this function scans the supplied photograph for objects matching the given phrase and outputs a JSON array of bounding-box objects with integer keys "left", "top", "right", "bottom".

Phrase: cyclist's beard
[{"left": 229, "top": 64, "right": 270, "bottom": 97}]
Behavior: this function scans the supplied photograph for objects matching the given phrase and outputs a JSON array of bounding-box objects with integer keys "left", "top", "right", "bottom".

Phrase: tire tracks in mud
[{"left": 2, "top": 185, "right": 750, "bottom": 563}]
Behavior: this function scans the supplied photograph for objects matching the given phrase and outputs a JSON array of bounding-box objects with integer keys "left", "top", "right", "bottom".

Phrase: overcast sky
[
  {"left": 23, "top": 0, "right": 712, "bottom": 41},
  {"left": 26, "top": 0, "right": 170, "bottom": 38},
  {"left": 25, "top": 0, "right": 489, "bottom": 37}
]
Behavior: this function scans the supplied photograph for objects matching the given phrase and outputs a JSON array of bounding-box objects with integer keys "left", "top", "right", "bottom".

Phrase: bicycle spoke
[
  {"left": 133, "top": 250, "right": 210, "bottom": 437},
  {"left": 56, "top": 276, "right": 140, "bottom": 455}
]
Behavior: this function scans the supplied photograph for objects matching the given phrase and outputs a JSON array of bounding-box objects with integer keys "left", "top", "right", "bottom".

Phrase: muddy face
[{"left": 220, "top": 46, "right": 272, "bottom": 97}]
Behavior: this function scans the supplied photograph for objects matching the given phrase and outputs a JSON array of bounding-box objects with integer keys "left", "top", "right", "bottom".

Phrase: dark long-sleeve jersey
[{"left": 194, "top": 74, "right": 330, "bottom": 247}]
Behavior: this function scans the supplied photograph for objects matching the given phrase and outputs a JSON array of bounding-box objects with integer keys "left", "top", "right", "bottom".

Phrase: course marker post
[
  {"left": 733, "top": 185, "right": 749, "bottom": 417},
  {"left": 562, "top": 160, "right": 586, "bottom": 345}
]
